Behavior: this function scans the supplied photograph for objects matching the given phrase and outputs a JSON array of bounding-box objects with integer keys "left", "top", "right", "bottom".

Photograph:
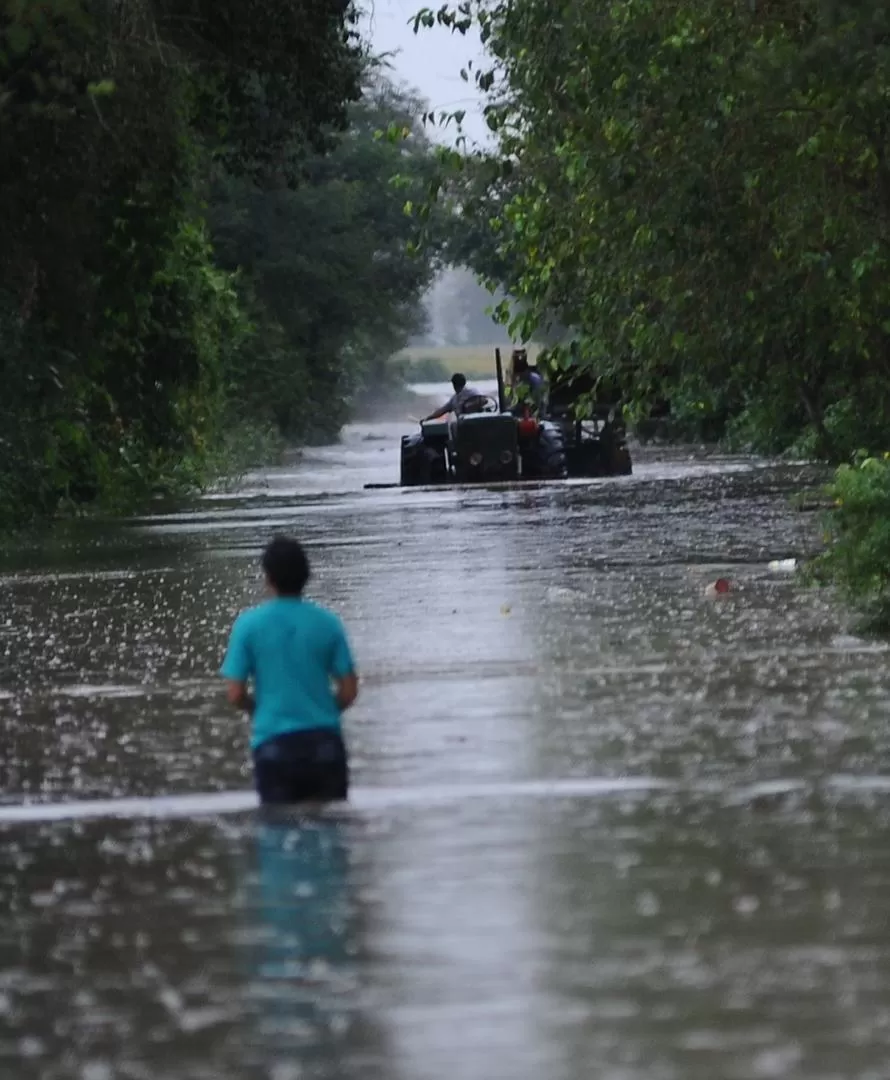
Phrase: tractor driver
[{"left": 420, "top": 372, "right": 487, "bottom": 422}]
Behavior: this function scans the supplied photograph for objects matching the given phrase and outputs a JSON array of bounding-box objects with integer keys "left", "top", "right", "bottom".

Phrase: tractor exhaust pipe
[{"left": 495, "top": 347, "right": 506, "bottom": 413}]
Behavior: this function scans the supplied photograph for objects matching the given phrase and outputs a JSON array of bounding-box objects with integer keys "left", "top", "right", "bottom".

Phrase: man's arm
[
  {"left": 330, "top": 618, "right": 359, "bottom": 712},
  {"left": 334, "top": 673, "right": 359, "bottom": 711},
  {"left": 421, "top": 397, "right": 453, "bottom": 422},
  {"left": 220, "top": 615, "right": 254, "bottom": 714},
  {"left": 225, "top": 680, "right": 255, "bottom": 713}
]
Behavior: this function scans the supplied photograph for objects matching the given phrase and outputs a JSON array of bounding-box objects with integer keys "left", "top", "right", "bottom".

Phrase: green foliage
[
  {"left": 152, "top": 0, "right": 363, "bottom": 174},
  {"left": 811, "top": 456, "right": 890, "bottom": 630},
  {"left": 421, "top": 0, "right": 890, "bottom": 461},
  {"left": 210, "top": 75, "right": 441, "bottom": 443},
  {"left": 0, "top": 209, "right": 248, "bottom": 522},
  {"left": 0, "top": 1, "right": 443, "bottom": 526}
]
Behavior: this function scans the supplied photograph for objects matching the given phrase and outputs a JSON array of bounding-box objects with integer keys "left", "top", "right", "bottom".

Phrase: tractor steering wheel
[{"left": 459, "top": 394, "right": 498, "bottom": 415}]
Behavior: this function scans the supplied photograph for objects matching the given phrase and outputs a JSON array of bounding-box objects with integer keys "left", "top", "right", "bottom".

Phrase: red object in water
[
  {"left": 705, "top": 577, "right": 732, "bottom": 597},
  {"left": 704, "top": 577, "right": 731, "bottom": 598}
]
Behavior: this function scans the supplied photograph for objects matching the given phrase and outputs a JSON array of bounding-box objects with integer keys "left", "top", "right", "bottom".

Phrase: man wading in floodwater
[{"left": 220, "top": 536, "right": 359, "bottom": 805}]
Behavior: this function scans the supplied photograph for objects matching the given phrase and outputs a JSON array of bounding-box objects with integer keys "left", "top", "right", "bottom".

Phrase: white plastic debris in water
[{"left": 768, "top": 558, "right": 798, "bottom": 573}]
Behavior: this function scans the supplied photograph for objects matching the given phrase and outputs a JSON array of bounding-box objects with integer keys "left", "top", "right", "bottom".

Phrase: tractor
[
  {"left": 396, "top": 348, "right": 636, "bottom": 488},
  {"left": 398, "top": 351, "right": 567, "bottom": 487}
]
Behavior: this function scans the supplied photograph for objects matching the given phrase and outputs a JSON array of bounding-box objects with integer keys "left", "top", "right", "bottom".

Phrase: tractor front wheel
[{"left": 400, "top": 435, "right": 447, "bottom": 486}]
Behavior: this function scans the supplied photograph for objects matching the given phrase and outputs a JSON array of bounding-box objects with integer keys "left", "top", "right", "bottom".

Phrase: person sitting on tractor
[
  {"left": 420, "top": 373, "right": 487, "bottom": 422},
  {"left": 509, "top": 349, "right": 545, "bottom": 415}
]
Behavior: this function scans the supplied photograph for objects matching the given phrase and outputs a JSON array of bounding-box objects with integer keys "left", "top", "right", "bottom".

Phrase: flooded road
[{"left": 3, "top": 415, "right": 890, "bottom": 1079}]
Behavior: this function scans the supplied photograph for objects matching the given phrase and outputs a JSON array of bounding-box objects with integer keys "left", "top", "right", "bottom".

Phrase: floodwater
[{"left": 2, "top": 410, "right": 890, "bottom": 1080}]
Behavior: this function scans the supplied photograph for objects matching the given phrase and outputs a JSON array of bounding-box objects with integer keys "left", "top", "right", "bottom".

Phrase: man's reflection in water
[{"left": 244, "top": 813, "right": 357, "bottom": 1073}]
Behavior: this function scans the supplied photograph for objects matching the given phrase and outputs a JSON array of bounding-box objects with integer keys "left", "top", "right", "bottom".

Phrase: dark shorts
[{"left": 252, "top": 728, "right": 349, "bottom": 806}]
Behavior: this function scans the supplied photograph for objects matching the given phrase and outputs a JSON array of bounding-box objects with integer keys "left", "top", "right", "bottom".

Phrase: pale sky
[{"left": 361, "top": 0, "right": 492, "bottom": 148}]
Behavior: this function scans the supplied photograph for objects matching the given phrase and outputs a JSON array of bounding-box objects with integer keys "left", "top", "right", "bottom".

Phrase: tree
[
  {"left": 209, "top": 73, "right": 443, "bottom": 442},
  {"left": 0, "top": 0, "right": 363, "bottom": 521},
  {"left": 419, "top": 0, "right": 890, "bottom": 457}
]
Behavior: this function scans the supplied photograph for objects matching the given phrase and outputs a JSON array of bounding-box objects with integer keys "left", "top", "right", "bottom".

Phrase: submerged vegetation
[{"left": 0, "top": 0, "right": 441, "bottom": 526}]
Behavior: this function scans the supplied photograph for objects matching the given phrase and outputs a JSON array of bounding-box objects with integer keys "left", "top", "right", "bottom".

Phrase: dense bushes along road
[{"left": 0, "top": 1, "right": 440, "bottom": 525}]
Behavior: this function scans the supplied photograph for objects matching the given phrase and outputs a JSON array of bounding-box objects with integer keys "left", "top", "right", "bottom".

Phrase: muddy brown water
[{"left": 2, "top": 418, "right": 890, "bottom": 1079}]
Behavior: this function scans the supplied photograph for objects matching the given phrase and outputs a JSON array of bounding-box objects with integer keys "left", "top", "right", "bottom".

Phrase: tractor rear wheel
[{"left": 524, "top": 422, "right": 568, "bottom": 479}]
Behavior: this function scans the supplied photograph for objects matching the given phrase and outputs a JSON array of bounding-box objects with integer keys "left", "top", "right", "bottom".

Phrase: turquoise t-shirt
[{"left": 219, "top": 597, "right": 356, "bottom": 749}]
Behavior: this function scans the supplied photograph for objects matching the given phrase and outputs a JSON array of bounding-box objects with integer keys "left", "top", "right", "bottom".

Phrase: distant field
[{"left": 396, "top": 344, "right": 543, "bottom": 380}]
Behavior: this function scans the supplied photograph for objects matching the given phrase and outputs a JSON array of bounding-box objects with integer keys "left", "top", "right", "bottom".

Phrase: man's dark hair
[
  {"left": 262, "top": 535, "right": 310, "bottom": 596},
  {"left": 451, "top": 372, "right": 467, "bottom": 391}
]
